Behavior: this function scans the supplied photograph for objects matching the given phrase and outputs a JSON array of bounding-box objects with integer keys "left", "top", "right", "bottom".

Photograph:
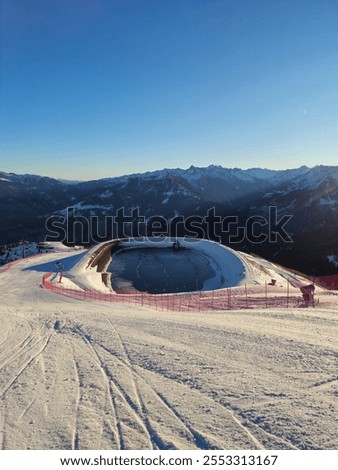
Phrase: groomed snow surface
[{"left": 0, "top": 247, "right": 337, "bottom": 450}]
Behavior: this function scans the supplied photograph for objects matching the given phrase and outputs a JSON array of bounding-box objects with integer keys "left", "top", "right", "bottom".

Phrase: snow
[
  {"left": 55, "top": 203, "right": 113, "bottom": 216},
  {"left": 0, "top": 249, "right": 337, "bottom": 450},
  {"left": 72, "top": 202, "right": 112, "bottom": 211},
  {"left": 327, "top": 255, "right": 338, "bottom": 268},
  {"left": 0, "top": 243, "right": 38, "bottom": 264},
  {"left": 0, "top": 241, "right": 79, "bottom": 267},
  {"left": 64, "top": 238, "right": 318, "bottom": 296},
  {"left": 81, "top": 165, "right": 282, "bottom": 191},
  {"left": 320, "top": 198, "right": 337, "bottom": 206},
  {"left": 99, "top": 190, "right": 113, "bottom": 199},
  {"left": 287, "top": 165, "right": 338, "bottom": 190}
]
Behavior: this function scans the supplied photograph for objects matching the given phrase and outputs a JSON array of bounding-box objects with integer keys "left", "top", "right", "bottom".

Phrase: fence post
[{"left": 286, "top": 279, "right": 289, "bottom": 308}]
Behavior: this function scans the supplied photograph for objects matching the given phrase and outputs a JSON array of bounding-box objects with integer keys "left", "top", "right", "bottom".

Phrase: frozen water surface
[{"left": 108, "top": 247, "right": 217, "bottom": 293}]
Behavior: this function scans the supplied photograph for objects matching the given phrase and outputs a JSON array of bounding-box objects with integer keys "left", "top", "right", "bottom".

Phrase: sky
[{"left": 0, "top": 0, "right": 337, "bottom": 180}]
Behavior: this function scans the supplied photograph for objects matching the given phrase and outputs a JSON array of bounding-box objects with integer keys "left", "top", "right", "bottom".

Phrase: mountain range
[{"left": 1, "top": 165, "right": 337, "bottom": 275}]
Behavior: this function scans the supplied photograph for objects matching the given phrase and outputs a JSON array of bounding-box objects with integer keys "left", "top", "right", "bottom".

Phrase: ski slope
[{"left": 0, "top": 250, "right": 337, "bottom": 450}]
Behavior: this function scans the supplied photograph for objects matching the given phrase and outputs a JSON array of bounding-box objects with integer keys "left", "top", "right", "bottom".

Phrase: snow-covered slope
[
  {"left": 62, "top": 238, "right": 315, "bottom": 295},
  {"left": 0, "top": 249, "right": 337, "bottom": 450}
]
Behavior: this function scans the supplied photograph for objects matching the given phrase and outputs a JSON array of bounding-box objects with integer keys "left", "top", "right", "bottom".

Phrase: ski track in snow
[
  {"left": 0, "top": 251, "right": 337, "bottom": 449},
  {"left": 96, "top": 316, "right": 223, "bottom": 450},
  {"left": 100, "top": 315, "right": 263, "bottom": 450},
  {"left": 69, "top": 343, "right": 81, "bottom": 450}
]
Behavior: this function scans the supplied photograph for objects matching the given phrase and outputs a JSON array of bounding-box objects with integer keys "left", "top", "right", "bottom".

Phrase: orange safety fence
[
  {"left": 41, "top": 273, "right": 321, "bottom": 311},
  {"left": 0, "top": 259, "right": 21, "bottom": 272}
]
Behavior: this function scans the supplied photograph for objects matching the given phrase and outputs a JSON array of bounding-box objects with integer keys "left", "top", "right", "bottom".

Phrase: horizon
[
  {"left": 1, "top": 1, "right": 338, "bottom": 180},
  {"left": 2, "top": 162, "right": 337, "bottom": 183}
]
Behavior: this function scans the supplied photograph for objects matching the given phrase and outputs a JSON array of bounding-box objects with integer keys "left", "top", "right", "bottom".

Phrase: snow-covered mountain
[
  {"left": 74, "top": 164, "right": 312, "bottom": 206},
  {"left": 0, "top": 165, "right": 337, "bottom": 275}
]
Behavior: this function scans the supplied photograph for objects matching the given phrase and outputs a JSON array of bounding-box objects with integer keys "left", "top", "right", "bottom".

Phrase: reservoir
[{"left": 108, "top": 247, "right": 217, "bottom": 294}]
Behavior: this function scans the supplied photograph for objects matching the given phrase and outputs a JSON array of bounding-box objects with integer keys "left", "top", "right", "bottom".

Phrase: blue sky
[{"left": 1, "top": 0, "right": 337, "bottom": 180}]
